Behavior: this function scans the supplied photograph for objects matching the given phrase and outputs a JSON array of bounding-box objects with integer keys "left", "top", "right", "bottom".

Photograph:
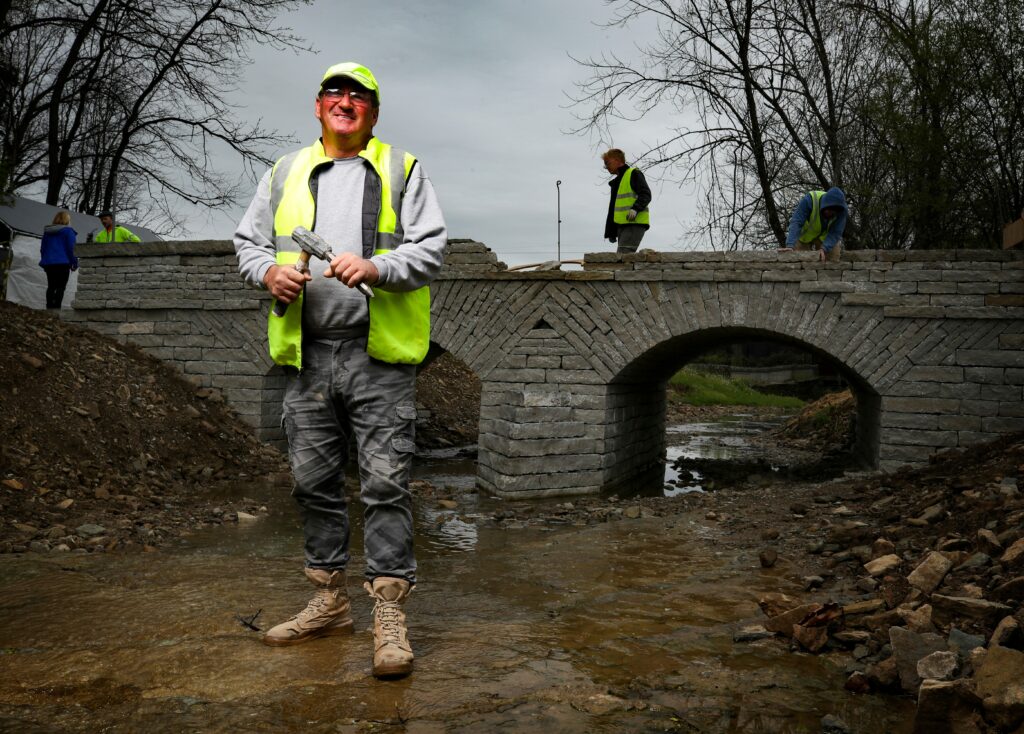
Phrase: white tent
[
  {"left": 0, "top": 196, "right": 161, "bottom": 310},
  {"left": 7, "top": 232, "right": 70, "bottom": 310}
]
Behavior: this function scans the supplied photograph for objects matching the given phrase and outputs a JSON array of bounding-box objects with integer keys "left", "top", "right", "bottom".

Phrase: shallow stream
[{"left": 0, "top": 416, "right": 913, "bottom": 733}]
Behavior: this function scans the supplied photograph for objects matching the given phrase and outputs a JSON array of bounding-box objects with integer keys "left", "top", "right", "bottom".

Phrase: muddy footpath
[{"left": 1, "top": 302, "right": 1023, "bottom": 733}]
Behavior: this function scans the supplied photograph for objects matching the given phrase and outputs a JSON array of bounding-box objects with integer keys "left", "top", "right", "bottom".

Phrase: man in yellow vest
[
  {"left": 602, "top": 148, "right": 651, "bottom": 253},
  {"left": 784, "top": 187, "right": 848, "bottom": 262},
  {"left": 233, "top": 62, "right": 447, "bottom": 678},
  {"left": 94, "top": 211, "right": 141, "bottom": 243}
]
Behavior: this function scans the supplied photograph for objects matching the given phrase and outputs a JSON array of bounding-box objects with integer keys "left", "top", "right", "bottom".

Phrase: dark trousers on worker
[
  {"left": 615, "top": 224, "right": 647, "bottom": 254},
  {"left": 42, "top": 265, "right": 71, "bottom": 309},
  {"left": 282, "top": 336, "right": 418, "bottom": 584}
]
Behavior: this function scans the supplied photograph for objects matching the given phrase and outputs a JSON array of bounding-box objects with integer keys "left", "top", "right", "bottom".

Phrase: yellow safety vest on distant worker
[
  {"left": 798, "top": 190, "right": 834, "bottom": 244},
  {"left": 95, "top": 226, "right": 141, "bottom": 243},
  {"left": 612, "top": 167, "right": 651, "bottom": 226},
  {"left": 266, "top": 137, "right": 429, "bottom": 368}
]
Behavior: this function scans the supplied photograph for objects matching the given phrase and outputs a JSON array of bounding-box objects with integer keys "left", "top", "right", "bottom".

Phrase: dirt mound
[
  {"left": 0, "top": 301, "right": 287, "bottom": 553},
  {"left": 775, "top": 389, "right": 855, "bottom": 448},
  {"left": 0, "top": 300, "right": 483, "bottom": 553},
  {"left": 415, "top": 351, "right": 481, "bottom": 447}
]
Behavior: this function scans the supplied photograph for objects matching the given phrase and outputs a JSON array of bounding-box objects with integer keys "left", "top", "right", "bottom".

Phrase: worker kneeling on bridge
[
  {"left": 784, "top": 187, "right": 848, "bottom": 262},
  {"left": 233, "top": 61, "right": 447, "bottom": 679}
]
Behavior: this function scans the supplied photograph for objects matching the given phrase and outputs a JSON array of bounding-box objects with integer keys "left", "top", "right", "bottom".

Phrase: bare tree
[
  {"left": 1, "top": 0, "right": 309, "bottom": 233},
  {"left": 572, "top": 0, "right": 865, "bottom": 250},
  {"left": 574, "top": 0, "right": 1024, "bottom": 250}
]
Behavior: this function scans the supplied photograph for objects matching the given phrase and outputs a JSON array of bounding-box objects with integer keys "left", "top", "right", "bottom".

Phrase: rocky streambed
[
  {"left": 408, "top": 422, "right": 1024, "bottom": 733},
  {"left": 4, "top": 301, "right": 1022, "bottom": 731},
  {"left": 741, "top": 434, "right": 1024, "bottom": 734}
]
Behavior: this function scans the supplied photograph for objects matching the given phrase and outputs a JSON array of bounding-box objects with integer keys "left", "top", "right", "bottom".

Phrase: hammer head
[{"left": 291, "top": 226, "right": 335, "bottom": 262}]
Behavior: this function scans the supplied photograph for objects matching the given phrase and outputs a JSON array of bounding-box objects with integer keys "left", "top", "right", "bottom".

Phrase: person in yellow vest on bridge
[
  {"left": 784, "top": 187, "right": 848, "bottom": 262},
  {"left": 233, "top": 62, "right": 447, "bottom": 679},
  {"left": 93, "top": 211, "right": 141, "bottom": 243},
  {"left": 602, "top": 148, "right": 652, "bottom": 254}
]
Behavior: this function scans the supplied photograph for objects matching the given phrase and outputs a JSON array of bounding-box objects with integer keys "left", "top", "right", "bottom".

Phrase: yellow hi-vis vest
[
  {"left": 611, "top": 167, "right": 650, "bottom": 226},
  {"left": 95, "top": 225, "right": 141, "bottom": 243},
  {"left": 798, "top": 190, "right": 834, "bottom": 244},
  {"left": 266, "top": 137, "right": 430, "bottom": 368}
]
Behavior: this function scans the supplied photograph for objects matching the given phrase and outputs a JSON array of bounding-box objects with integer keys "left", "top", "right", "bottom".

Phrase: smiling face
[
  {"left": 99, "top": 215, "right": 113, "bottom": 230},
  {"left": 315, "top": 77, "right": 378, "bottom": 157}
]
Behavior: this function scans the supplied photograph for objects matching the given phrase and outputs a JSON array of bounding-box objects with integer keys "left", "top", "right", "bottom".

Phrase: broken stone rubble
[{"left": 748, "top": 432, "right": 1024, "bottom": 733}]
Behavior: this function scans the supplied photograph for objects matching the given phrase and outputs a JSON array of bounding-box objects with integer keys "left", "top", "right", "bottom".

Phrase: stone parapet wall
[
  {"left": 580, "top": 249, "right": 1024, "bottom": 319},
  {"left": 67, "top": 238, "right": 1024, "bottom": 495}
]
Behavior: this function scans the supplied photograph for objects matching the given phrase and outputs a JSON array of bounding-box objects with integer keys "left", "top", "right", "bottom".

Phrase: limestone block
[
  {"left": 885, "top": 397, "right": 960, "bottom": 413},
  {"left": 865, "top": 554, "right": 901, "bottom": 577},
  {"left": 907, "top": 552, "right": 954, "bottom": 594},
  {"left": 882, "top": 412, "right": 940, "bottom": 429},
  {"left": 890, "top": 626, "right": 948, "bottom": 692},
  {"left": 884, "top": 306, "right": 947, "bottom": 318},
  {"left": 1001, "top": 538, "right": 1024, "bottom": 567},
  {"left": 916, "top": 650, "right": 959, "bottom": 681},
  {"left": 887, "top": 428, "right": 959, "bottom": 447},
  {"left": 974, "top": 646, "right": 1024, "bottom": 730},
  {"left": 931, "top": 595, "right": 1013, "bottom": 625},
  {"left": 526, "top": 355, "right": 561, "bottom": 369},
  {"left": 183, "top": 360, "right": 227, "bottom": 375},
  {"left": 957, "top": 349, "right": 1024, "bottom": 367},
  {"left": 904, "top": 366, "right": 963, "bottom": 382},
  {"left": 173, "top": 347, "right": 203, "bottom": 361},
  {"left": 546, "top": 370, "right": 605, "bottom": 385},
  {"left": 918, "top": 281, "right": 958, "bottom": 294},
  {"left": 938, "top": 415, "right": 982, "bottom": 431},
  {"left": 983, "top": 416, "right": 1024, "bottom": 432},
  {"left": 799, "top": 281, "right": 857, "bottom": 293},
  {"left": 117, "top": 322, "right": 154, "bottom": 335}
]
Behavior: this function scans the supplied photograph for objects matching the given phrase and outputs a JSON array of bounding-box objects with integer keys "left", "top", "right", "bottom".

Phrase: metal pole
[{"left": 556, "top": 180, "right": 562, "bottom": 262}]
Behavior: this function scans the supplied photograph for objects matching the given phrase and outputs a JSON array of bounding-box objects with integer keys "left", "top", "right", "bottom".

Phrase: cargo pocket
[{"left": 390, "top": 403, "right": 418, "bottom": 463}]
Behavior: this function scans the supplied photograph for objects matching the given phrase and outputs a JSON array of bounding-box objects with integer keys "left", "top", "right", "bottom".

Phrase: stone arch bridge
[{"left": 67, "top": 241, "right": 1024, "bottom": 497}]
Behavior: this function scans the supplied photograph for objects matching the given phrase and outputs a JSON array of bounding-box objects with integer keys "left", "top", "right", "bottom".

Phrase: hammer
[{"left": 272, "top": 226, "right": 375, "bottom": 317}]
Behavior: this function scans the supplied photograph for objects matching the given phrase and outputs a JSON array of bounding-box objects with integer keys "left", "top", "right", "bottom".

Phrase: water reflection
[
  {"left": 0, "top": 413, "right": 915, "bottom": 734},
  {"left": 663, "top": 416, "right": 787, "bottom": 494},
  {"left": 418, "top": 507, "right": 480, "bottom": 552}
]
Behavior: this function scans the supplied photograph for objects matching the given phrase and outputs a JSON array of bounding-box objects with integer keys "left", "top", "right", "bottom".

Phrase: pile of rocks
[{"left": 756, "top": 433, "right": 1024, "bottom": 733}]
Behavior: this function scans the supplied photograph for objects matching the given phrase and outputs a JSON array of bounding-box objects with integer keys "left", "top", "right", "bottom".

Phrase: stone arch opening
[{"left": 604, "top": 326, "right": 882, "bottom": 493}]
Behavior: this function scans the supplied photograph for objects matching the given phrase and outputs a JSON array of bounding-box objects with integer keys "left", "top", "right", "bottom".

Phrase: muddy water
[
  {"left": 0, "top": 421, "right": 914, "bottom": 733},
  {"left": 663, "top": 415, "right": 790, "bottom": 494}
]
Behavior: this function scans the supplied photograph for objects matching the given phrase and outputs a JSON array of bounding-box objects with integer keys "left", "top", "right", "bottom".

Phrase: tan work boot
[
  {"left": 364, "top": 576, "right": 414, "bottom": 678},
  {"left": 262, "top": 567, "right": 353, "bottom": 646}
]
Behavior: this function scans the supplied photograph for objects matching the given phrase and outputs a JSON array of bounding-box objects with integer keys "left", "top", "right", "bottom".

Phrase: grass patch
[{"left": 668, "top": 368, "right": 805, "bottom": 408}]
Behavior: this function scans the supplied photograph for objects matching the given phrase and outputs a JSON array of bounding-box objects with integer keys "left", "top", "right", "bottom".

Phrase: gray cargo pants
[
  {"left": 615, "top": 224, "right": 647, "bottom": 253},
  {"left": 282, "top": 337, "right": 417, "bottom": 584}
]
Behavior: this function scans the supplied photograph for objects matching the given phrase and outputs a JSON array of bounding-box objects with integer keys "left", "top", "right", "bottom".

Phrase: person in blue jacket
[
  {"left": 39, "top": 211, "right": 79, "bottom": 309},
  {"left": 785, "top": 187, "right": 848, "bottom": 262}
]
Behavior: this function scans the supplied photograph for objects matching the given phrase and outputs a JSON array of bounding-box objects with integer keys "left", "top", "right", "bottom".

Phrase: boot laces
[
  {"left": 299, "top": 588, "right": 334, "bottom": 618},
  {"left": 374, "top": 600, "right": 404, "bottom": 643}
]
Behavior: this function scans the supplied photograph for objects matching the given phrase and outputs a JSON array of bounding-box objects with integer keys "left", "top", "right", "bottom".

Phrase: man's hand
[
  {"left": 324, "top": 253, "right": 380, "bottom": 289},
  {"left": 626, "top": 209, "right": 638, "bottom": 222},
  {"left": 818, "top": 249, "right": 827, "bottom": 262},
  {"left": 263, "top": 263, "right": 311, "bottom": 304}
]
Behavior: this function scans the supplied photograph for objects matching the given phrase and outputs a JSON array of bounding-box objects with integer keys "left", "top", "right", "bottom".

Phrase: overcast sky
[{"left": 196, "top": 0, "right": 700, "bottom": 266}]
